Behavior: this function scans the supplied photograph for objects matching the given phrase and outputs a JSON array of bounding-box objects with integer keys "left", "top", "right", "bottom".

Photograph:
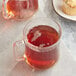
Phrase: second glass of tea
[
  {"left": 2, "top": 0, "right": 38, "bottom": 20},
  {"left": 13, "top": 18, "right": 62, "bottom": 69}
]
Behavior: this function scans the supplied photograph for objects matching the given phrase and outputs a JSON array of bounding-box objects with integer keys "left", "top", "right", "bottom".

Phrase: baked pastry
[{"left": 62, "top": 0, "right": 76, "bottom": 15}]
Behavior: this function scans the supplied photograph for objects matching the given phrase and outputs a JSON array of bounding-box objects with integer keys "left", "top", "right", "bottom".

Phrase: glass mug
[
  {"left": 2, "top": 0, "right": 38, "bottom": 20},
  {"left": 13, "top": 18, "right": 62, "bottom": 69}
]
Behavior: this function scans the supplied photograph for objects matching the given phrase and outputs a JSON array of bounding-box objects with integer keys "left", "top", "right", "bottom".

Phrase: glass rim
[{"left": 23, "top": 17, "right": 62, "bottom": 51}]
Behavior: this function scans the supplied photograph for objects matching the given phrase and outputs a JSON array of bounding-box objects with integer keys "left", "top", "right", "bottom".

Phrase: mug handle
[
  {"left": 13, "top": 40, "right": 26, "bottom": 61},
  {"left": 26, "top": 0, "right": 29, "bottom": 9}
]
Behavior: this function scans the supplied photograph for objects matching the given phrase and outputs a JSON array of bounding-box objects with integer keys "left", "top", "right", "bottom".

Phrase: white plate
[{"left": 53, "top": 0, "right": 76, "bottom": 21}]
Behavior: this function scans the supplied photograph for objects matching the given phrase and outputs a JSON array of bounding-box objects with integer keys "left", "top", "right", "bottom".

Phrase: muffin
[{"left": 62, "top": 0, "right": 76, "bottom": 15}]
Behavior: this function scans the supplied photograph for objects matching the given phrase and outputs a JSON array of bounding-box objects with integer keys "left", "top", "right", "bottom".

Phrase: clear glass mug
[
  {"left": 2, "top": 0, "right": 38, "bottom": 20},
  {"left": 13, "top": 18, "right": 62, "bottom": 69}
]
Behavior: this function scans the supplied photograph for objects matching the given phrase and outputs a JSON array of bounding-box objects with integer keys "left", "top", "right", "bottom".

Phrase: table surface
[{"left": 0, "top": 0, "right": 76, "bottom": 76}]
